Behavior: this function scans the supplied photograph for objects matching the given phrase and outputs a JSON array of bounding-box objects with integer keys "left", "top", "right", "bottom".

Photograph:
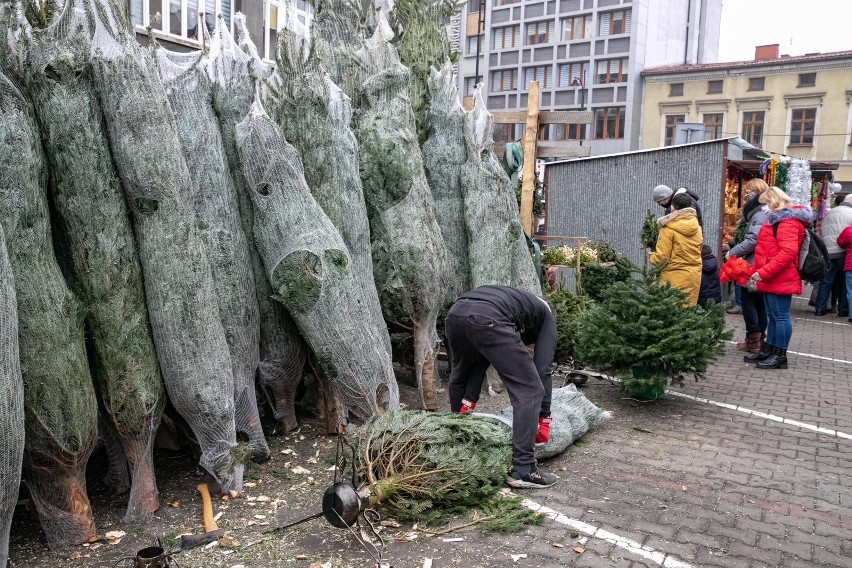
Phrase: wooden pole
[{"left": 520, "top": 81, "right": 540, "bottom": 237}]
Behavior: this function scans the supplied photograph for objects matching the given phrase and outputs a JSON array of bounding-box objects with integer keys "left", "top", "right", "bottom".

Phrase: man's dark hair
[
  {"left": 671, "top": 192, "right": 692, "bottom": 210},
  {"left": 836, "top": 194, "right": 845, "bottom": 207}
]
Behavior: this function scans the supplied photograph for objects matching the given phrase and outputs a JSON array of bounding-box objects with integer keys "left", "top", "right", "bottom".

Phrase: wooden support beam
[
  {"left": 492, "top": 110, "right": 594, "bottom": 125},
  {"left": 520, "top": 81, "right": 539, "bottom": 238},
  {"left": 535, "top": 144, "right": 592, "bottom": 159}
]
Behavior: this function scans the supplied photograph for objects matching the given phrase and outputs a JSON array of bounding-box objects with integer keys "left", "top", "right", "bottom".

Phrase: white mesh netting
[
  {"left": 461, "top": 86, "right": 540, "bottom": 294},
  {"left": 267, "top": 25, "right": 391, "bottom": 358},
  {"left": 156, "top": 44, "right": 268, "bottom": 461},
  {"left": 236, "top": 99, "right": 399, "bottom": 423},
  {"left": 207, "top": 14, "right": 308, "bottom": 433},
  {"left": 354, "top": 14, "right": 448, "bottom": 410},
  {"left": 0, "top": 69, "right": 98, "bottom": 550},
  {"left": 423, "top": 62, "right": 469, "bottom": 301},
  {"left": 87, "top": 0, "right": 242, "bottom": 492},
  {"left": 19, "top": 0, "right": 166, "bottom": 523},
  {"left": 0, "top": 221, "right": 24, "bottom": 567}
]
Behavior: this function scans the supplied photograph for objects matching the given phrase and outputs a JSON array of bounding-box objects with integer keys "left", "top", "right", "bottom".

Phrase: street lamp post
[
  {"left": 474, "top": 0, "right": 486, "bottom": 89},
  {"left": 571, "top": 77, "right": 586, "bottom": 145}
]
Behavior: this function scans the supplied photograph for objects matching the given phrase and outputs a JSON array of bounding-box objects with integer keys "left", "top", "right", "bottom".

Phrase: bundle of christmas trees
[{"left": 0, "top": 0, "right": 543, "bottom": 557}]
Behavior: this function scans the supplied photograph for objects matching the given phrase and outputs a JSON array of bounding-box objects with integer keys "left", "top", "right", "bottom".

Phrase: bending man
[{"left": 445, "top": 285, "right": 557, "bottom": 488}]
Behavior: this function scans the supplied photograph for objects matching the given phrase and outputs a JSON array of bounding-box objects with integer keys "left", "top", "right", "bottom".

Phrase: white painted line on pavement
[
  {"left": 519, "top": 497, "right": 695, "bottom": 568},
  {"left": 592, "top": 370, "right": 852, "bottom": 440},
  {"left": 794, "top": 317, "right": 850, "bottom": 327},
  {"left": 726, "top": 341, "right": 852, "bottom": 365},
  {"left": 665, "top": 391, "right": 852, "bottom": 440}
]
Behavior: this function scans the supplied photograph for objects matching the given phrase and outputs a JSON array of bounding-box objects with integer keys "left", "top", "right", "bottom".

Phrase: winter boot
[
  {"left": 737, "top": 332, "right": 762, "bottom": 353},
  {"left": 459, "top": 398, "right": 476, "bottom": 414},
  {"left": 757, "top": 347, "right": 788, "bottom": 370},
  {"left": 744, "top": 342, "right": 772, "bottom": 363}
]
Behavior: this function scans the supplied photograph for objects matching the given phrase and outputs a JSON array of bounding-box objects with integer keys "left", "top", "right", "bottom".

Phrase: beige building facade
[{"left": 640, "top": 46, "right": 852, "bottom": 185}]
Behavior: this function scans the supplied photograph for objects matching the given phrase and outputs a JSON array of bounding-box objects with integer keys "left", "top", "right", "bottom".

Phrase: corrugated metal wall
[{"left": 545, "top": 140, "right": 732, "bottom": 269}]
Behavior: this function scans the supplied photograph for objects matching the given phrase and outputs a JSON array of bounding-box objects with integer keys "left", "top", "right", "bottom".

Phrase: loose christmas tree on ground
[{"left": 575, "top": 272, "right": 732, "bottom": 400}]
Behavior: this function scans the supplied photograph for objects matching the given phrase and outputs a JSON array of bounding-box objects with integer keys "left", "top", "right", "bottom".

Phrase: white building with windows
[
  {"left": 459, "top": 0, "right": 722, "bottom": 155},
  {"left": 640, "top": 45, "right": 852, "bottom": 186},
  {"left": 130, "top": 0, "right": 313, "bottom": 60}
]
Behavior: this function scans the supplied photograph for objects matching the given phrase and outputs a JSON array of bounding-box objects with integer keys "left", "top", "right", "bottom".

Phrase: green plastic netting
[
  {"left": 267, "top": 25, "right": 391, "bottom": 358},
  {"left": 236, "top": 99, "right": 399, "bottom": 423},
  {"left": 0, "top": 221, "right": 23, "bottom": 567},
  {"left": 354, "top": 14, "right": 448, "bottom": 410},
  {"left": 461, "top": 86, "right": 540, "bottom": 293},
  {"left": 0, "top": 70, "right": 98, "bottom": 550},
  {"left": 87, "top": 0, "right": 242, "bottom": 491},
  {"left": 155, "top": 44, "right": 268, "bottom": 461},
  {"left": 19, "top": 0, "right": 166, "bottom": 522},
  {"left": 422, "top": 62, "right": 469, "bottom": 301},
  {"left": 207, "top": 14, "right": 308, "bottom": 432}
]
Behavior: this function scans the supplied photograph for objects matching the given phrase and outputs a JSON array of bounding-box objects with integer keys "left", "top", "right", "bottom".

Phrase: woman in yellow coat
[{"left": 649, "top": 193, "right": 703, "bottom": 305}]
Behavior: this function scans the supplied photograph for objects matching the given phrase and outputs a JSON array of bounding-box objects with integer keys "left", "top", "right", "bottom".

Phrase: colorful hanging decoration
[{"left": 774, "top": 161, "right": 789, "bottom": 190}]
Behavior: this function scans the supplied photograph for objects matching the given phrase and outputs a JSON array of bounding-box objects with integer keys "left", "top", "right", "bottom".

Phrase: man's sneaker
[
  {"left": 506, "top": 466, "right": 557, "bottom": 488},
  {"left": 535, "top": 416, "right": 552, "bottom": 446},
  {"left": 459, "top": 398, "right": 476, "bottom": 414}
]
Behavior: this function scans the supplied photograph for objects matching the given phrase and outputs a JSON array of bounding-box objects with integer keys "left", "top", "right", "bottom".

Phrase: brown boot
[{"left": 736, "top": 332, "right": 762, "bottom": 353}]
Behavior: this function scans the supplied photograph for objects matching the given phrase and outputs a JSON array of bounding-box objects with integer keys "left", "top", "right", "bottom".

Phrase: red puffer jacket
[
  {"left": 837, "top": 225, "right": 852, "bottom": 272},
  {"left": 754, "top": 206, "right": 813, "bottom": 296}
]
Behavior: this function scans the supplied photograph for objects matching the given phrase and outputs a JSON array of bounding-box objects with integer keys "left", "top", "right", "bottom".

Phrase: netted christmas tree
[
  {"left": 387, "top": 0, "right": 462, "bottom": 144},
  {"left": 422, "top": 62, "right": 469, "bottom": 301},
  {"left": 575, "top": 272, "right": 731, "bottom": 400},
  {"left": 156, "top": 45, "right": 268, "bottom": 461},
  {"left": 0, "top": 70, "right": 98, "bottom": 550},
  {"left": 18, "top": 0, "right": 166, "bottom": 521},
  {"left": 236, "top": 99, "right": 399, "bottom": 424},
  {"left": 311, "top": 0, "right": 365, "bottom": 101},
  {"left": 354, "top": 15, "right": 448, "bottom": 410},
  {"left": 87, "top": 0, "right": 242, "bottom": 491},
  {"left": 460, "top": 86, "right": 540, "bottom": 294},
  {"left": 0, "top": 221, "right": 24, "bottom": 567}
]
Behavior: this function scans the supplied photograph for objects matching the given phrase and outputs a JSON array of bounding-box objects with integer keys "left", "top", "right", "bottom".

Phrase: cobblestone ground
[{"left": 383, "top": 289, "right": 850, "bottom": 568}]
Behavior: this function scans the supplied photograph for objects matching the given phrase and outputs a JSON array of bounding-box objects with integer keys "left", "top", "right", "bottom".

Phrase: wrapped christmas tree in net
[
  {"left": 355, "top": 410, "right": 512, "bottom": 522},
  {"left": 0, "top": 222, "right": 24, "bottom": 567},
  {"left": 267, "top": 27, "right": 391, "bottom": 358},
  {"left": 87, "top": 0, "right": 242, "bottom": 491},
  {"left": 422, "top": 62, "right": 469, "bottom": 301},
  {"left": 208, "top": 14, "right": 308, "bottom": 433},
  {"left": 0, "top": 70, "right": 98, "bottom": 550},
  {"left": 354, "top": 14, "right": 448, "bottom": 410},
  {"left": 236, "top": 99, "right": 399, "bottom": 423},
  {"left": 575, "top": 272, "right": 732, "bottom": 400},
  {"left": 18, "top": 0, "right": 166, "bottom": 521},
  {"left": 461, "top": 86, "right": 540, "bottom": 294},
  {"left": 387, "top": 0, "right": 462, "bottom": 144},
  {"left": 156, "top": 45, "right": 268, "bottom": 461},
  {"left": 311, "top": 0, "right": 366, "bottom": 100}
]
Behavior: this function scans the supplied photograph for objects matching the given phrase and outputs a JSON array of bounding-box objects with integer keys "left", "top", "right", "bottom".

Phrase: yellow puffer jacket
[{"left": 649, "top": 208, "right": 703, "bottom": 305}]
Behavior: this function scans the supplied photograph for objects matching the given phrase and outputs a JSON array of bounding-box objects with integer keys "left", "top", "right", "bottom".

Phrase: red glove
[
  {"left": 535, "top": 416, "right": 552, "bottom": 445},
  {"left": 459, "top": 398, "right": 476, "bottom": 414}
]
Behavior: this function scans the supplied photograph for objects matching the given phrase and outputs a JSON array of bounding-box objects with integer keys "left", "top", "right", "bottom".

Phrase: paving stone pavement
[{"left": 376, "top": 288, "right": 850, "bottom": 568}]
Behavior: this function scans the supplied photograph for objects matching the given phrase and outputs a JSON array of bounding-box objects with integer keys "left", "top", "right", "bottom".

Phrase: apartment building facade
[
  {"left": 459, "top": 0, "right": 721, "bottom": 155},
  {"left": 640, "top": 46, "right": 852, "bottom": 185},
  {"left": 129, "top": 0, "right": 314, "bottom": 60}
]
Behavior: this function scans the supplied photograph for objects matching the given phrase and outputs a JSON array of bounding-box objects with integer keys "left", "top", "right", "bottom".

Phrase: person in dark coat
[
  {"left": 445, "top": 285, "right": 557, "bottom": 489},
  {"left": 698, "top": 245, "right": 722, "bottom": 309},
  {"left": 652, "top": 184, "right": 704, "bottom": 230}
]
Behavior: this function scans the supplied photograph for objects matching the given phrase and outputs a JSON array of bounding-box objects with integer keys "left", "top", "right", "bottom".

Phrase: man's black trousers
[{"left": 445, "top": 299, "right": 549, "bottom": 471}]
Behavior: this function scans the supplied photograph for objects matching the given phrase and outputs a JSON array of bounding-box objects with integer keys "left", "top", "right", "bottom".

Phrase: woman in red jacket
[
  {"left": 837, "top": 225, "right": 852, "bottom": 324},
  {"left": 745, "top": 186, "right": 813, "bottom": 369}
]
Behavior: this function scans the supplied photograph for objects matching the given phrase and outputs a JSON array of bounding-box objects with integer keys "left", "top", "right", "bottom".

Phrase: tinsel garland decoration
[
  {"left": 786, "top": 158, "right": 812, "bottom": 207},
  {"left": 774, "top": 161, "right": 789, "bottom": 191}
]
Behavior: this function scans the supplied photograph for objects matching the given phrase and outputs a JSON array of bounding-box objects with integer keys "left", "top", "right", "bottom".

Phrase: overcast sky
[{"left": 717, "top": 0, "right": 852, "bottom": 62}]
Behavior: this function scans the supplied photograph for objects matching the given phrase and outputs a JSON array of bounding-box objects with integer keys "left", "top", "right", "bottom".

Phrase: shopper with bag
[{"left": 745, "top": 186, "right": 813, "bottom": 370}]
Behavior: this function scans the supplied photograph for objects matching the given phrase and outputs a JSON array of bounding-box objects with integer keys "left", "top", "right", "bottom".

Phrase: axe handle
[{"left": 196, "top": 483, "right": 218, "bottom": 532}]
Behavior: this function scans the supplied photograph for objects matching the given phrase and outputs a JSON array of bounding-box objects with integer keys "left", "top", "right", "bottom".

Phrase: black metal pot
[{"left": 322, "top": 482, "right": 364, "bottom": 528}]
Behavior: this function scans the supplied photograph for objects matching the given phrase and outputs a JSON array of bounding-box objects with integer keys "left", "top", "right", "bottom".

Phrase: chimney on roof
[{"left": 754, "top": 44, "right": 780, "bottom": 61}]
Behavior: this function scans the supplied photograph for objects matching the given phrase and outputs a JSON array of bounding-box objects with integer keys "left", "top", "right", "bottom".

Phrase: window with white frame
[
  {"left": 561, "top": 15, "right": 592, "bottom": 41},
  {"left": 789, "top": 108, "right": 816, "bottom": 145},
  {"left": 525, "top": 20, "right": 555, "bottom": 45},
  {"left": 132, "top": 0, "right": 231, "bottom": 40},
  {"left": 466, "top": 34, "right": 481, "bottom": 56},
  {"left": 595, "top": 59, "right": 628, "bottom": 84},
  {"left": 265, "top": 0, "right": 314, "bottom": 61},
  {"left": 558, "top": 62, "right": 588, "bottom": 87},
  {"left": 493, "top": 25, "right": 520, "bottom": 49},
  {"left": 491, "top": 69, "right": 518, "bottom": 92},
  {"left": 524, "top": 66, "right": 550, "bottom": 89},
  {"left": 599, "top": 9, "right": 631, "bottom": 36}
]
